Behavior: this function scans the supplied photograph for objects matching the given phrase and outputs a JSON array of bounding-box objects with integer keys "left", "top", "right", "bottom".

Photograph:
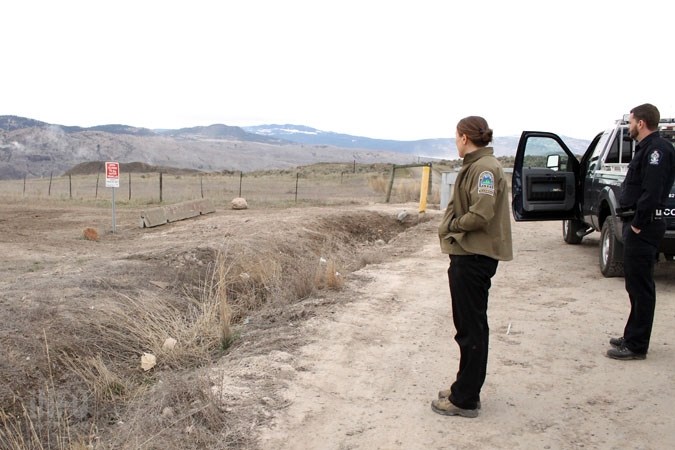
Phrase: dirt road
[{"left": 258, "top": 217, "right": 675, "bottom": 449}]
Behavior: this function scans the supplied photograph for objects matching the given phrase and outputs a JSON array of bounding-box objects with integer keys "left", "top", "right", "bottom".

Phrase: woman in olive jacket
[{"left": 432, "top": 116, "right": 513, "bottom": 418}]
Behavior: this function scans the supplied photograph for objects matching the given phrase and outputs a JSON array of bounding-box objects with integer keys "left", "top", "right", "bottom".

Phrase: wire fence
[{"left": 0, "top": 166, "right": 444, "bottom": 208}]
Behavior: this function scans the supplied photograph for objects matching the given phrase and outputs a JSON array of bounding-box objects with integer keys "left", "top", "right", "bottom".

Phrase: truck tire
[
  {"left": 562, "top": 219, "right": 584, "bottom": 244},
  {"left": 600, "top": 216, "right": 624, "bottom": 278}
]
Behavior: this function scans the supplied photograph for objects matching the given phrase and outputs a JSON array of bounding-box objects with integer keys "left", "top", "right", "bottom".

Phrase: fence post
[
  {"left": 238, "top": 171, "right": 243, "bottom": 197},
  {"left": 23, "top": 176, "right": 26, "bottom": 196},
  {"left": 159, "top": 172, "right": 163, "bottom": 203},
  {"left": 128, "top": 172, "right": 132, "bottom": 201},
  {"left": 200, "top": 175, "right": 204, "bottom": 199},
  {"left": 295, "top": 172, "right": 299, "bottom": 203},
  {"left": 95, "top": 165, "right": 101, "bottom": 199},
  {"left": 69, "top": 174, "right": 72, "bottom": 199},
  {"left": 385, "top": 165, "right": 396, "bottom": 203},
  {"left": 48, "top": 172, "right": 53, "bottom": 196},
  {"left": 427, "top": 162, "right": 433, "bottom": 197}
]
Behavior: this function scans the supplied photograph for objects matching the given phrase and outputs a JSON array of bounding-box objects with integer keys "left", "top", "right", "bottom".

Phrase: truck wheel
[
  {"left": 562, "top": 220, "right": 584, "bottom": 245},
  {"left": 600, "top": 216, "right": 624, "bottom": 278}
]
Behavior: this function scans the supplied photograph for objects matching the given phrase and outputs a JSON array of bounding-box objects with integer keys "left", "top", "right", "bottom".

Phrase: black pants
[
  {"left": 622, "top": 221, "right": 665, "bottom": 354},
  {"left": 447, "top": 254, "right": 498, "bottom": 410}
]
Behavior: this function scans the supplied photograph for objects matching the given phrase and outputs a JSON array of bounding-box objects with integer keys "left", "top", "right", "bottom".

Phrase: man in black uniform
[{"left": 607, "top": 103, "right": 675, "bottom": 360}]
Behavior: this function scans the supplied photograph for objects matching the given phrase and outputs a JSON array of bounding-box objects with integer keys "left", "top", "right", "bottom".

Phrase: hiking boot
[
  {"left": 431, "top": 398, "right": 479, "bottom": 418},
  {"left": 606, "top": 345, "right": 646, "bottom": 360},
  {"left": 609, "top": 336, "right": 624, "bottom": 348},
  {"left": 437, "top": 390, "right": 481, "bottom": 409}
]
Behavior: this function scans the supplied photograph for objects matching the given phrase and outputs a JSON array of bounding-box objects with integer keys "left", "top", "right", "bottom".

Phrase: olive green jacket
[{"left": 438, "top": 147, "right": 513, "bottom": 261}]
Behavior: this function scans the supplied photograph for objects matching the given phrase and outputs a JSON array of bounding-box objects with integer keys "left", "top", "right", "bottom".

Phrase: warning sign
[{"left": 105, "top": 161, "right": 120, "bottom": 188}]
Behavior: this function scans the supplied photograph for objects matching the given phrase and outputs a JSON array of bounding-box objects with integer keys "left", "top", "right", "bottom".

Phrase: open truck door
[{"left": 512, "top": 131, "right": 581, "bottom": 221}]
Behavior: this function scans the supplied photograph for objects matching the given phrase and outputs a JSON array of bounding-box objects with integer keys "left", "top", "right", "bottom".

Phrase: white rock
[
  {"left": 162, "top": 337, "right": 177, "bottom": 351},
  {"left": 141, "top": 353, "right": 157, "bottom": 371}
]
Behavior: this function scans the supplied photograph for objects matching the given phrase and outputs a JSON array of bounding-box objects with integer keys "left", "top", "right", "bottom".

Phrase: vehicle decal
[
  {"left": 477, "top": 171, "right": 495, "bottom": 196},
  {"left": 649, "top": 150, "right": 661, "bottom": 165}
]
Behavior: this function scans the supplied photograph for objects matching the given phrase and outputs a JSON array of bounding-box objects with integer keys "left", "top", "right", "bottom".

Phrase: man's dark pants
[
  {"left": 622, "top": 221, "right": 666, "bottom": 354},
  {"left": 447, "top": 254, "right": 498, "bottom": 410}
]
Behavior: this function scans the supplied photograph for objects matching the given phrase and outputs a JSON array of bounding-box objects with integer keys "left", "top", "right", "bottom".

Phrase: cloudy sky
[{"left": 2, "top": 0, "right": 674, "bottom": 141}]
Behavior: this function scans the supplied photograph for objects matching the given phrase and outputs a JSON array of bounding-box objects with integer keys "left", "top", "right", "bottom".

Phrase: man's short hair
[{"left": 630, "top": 103, "right": 660, "bottom": 130}]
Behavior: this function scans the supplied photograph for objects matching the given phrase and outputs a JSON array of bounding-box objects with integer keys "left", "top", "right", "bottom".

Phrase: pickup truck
[{"left": 511, "top": 117, "right": 675, "bottom": 277}]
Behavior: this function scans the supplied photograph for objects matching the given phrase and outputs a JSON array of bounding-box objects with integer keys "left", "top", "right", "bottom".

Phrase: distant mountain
[
  {"left": 64, "top": 124, "right": 157, "bottom": 136},
  {"left": 244, "top": 124, "right": 590, "bottom": 158},
  {"left": 156, "top": 124, "right": 287, "bottom": 144},
  {"left": 0, "top": 115, "right": 591, "bottom": 180},
  {"left": 244, "top": 124, "right": 430, "bottom": 153},
  {"left": 0, "top": 116, "right": 423, "bottom": 180},
  {"left": 0, "top": 115, "right": 49, "bottom": 131}
]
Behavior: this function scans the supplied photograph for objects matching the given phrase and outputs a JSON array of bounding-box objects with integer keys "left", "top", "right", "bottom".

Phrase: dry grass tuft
[
  {"left": 368, "top": 175, "right": 389, "bottom": 194},
  {"left": 100, "top": 372, "right": 241, "bottom": 449},
  {"left": 0, "top": 402, "right": 74, "bottom": 450},
  {"left": 368, "top": 174, "right": 433, "bottom": 204},
  {"left": 396, "top": 181, "right": 421, "bottom": 202},
  {"left": 428, "top": 187, "right": 440, "bottom": 204},
  {"left": 315, "top": 259, "right": 344, "bottom": 290},
  {"left": 72, "top": 256, "right": 235, "bottom": 374},
  {"left": 222, "top": 249, "right": 284, "bottom": 318},
  {"left": 0, "top": 334, "right": 85, "bottom": 450},
  {"left": 61, "top": 355, "right": 128, "bottom": 403}
]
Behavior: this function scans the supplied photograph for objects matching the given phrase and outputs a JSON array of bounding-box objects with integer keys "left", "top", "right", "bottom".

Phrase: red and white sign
[{"left": 105, "top": 161, "right": 120, "bottom": 188}]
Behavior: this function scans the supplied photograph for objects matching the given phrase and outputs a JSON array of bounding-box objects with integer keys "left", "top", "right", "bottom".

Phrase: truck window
[
  {"left": 620, "top": 128, "right": 633, "bottom": 163},
  {"left": 605, "top": 133, "right": 620, "bottom": 163},
  {"left": 604, "top": 127, "right": 633, "bottom": 164},
  {"left": 522, "top": 137, "right": 571, "bottom": 171},
  {"left": 587, "top": 131, "right": 611, "bottom": 172},
  {"left": 660, "top": 126, "right": 675, "bottom": 146}
]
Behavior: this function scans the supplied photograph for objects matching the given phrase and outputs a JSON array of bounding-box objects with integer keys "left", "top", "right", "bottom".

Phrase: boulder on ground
[{"left": 231, "top": 198, "right": 248, "bottom": 210}]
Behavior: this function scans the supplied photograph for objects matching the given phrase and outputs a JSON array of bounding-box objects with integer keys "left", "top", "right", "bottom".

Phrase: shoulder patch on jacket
[
  {"left": 477, "top": 171, "right": 495, "bottom": 196},
  {"left": 649, "top": 150, "right": 661, "bottom": 165}
]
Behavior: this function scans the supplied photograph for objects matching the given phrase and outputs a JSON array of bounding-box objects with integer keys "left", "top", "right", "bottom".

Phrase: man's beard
[{"left": 629, "top": 126, "right": 638, "bottom": 140}]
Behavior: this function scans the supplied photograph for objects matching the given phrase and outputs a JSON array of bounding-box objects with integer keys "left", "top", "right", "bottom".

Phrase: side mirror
[{"left": 546, "top": 154, "right": 560, "bottom": 171}]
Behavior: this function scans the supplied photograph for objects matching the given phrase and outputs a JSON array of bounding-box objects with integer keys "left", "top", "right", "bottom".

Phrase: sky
[{"left": 2, "top": 0, "right": 674, "bottom": 141}]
